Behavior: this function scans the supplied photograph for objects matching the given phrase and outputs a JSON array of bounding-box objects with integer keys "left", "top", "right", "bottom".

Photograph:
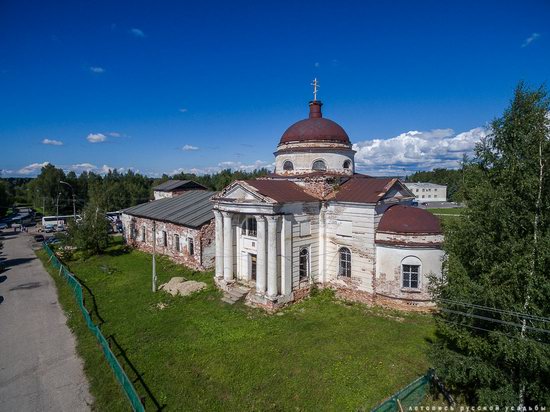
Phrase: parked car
[
  {"left": 0, "top": 223, "right": 8, "bottom": 230},
  {"left": 43, "top": 224, "right": 55, "bottom": 233},
  {"left": 33, "top": 234, "right": 45, "bottom": 242},
  {"left": 45, "top": 237, "right": 61, "bottom": 245}
]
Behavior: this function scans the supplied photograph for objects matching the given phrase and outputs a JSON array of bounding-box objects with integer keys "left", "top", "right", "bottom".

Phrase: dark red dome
[
  {"left": 279, "top": 101, "right": 351, "bottom": 145},
  {"left": 378, "top": 205, "right": 442, "bottom": 234}
]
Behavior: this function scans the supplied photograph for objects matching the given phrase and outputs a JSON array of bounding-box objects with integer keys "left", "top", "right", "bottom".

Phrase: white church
[{"left": 211, "top": 86, "right": 444, "bottom": 311}]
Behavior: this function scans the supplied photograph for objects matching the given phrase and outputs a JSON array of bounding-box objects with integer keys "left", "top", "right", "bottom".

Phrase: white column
[
  {"left": 255, "top": 215, "right": 267, "bottom": 294},
  {"left": 214, "top": 210, "right": 224, "bottom": 278},
  {"left": 222, "top": 211, "right": 234, "bottom": 282},
  {"left": 280, "top": 215, "right": 292, "bottom": 297},
  {"left": 266, "top": 215, "right": 279, "bottom": 297}
]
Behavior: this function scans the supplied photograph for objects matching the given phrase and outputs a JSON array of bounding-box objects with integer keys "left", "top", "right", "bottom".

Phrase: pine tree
[{"left": 430, "top": 83, "right": 550, "bottom": 405}]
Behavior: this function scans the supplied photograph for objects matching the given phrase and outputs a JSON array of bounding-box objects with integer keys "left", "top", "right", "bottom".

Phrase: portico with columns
[{"left": 212, "top": 189, "right": 299, "bottom": 309}]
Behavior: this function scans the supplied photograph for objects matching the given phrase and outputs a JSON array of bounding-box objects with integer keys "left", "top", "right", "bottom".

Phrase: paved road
[{"left": 0, "top": 230, "right": 92, "bottom": 411}]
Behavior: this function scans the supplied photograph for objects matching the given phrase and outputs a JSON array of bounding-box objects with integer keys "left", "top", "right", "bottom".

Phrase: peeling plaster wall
[
  {"left": 121, "top": 213, "right": 214, "bottom": 270},
  {"left": 280, "top": 202, "right": 321, "bottom": 291},
  {"left": 375, "top": 244, "right": 444, "bottom": 307},
  {"left": 324, "top": 202, "right": 377, "bottom": 294}
]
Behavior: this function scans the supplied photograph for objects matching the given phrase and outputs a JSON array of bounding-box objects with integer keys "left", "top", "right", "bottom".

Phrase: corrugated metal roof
[
  {"left": 123, "top": 190, "right": 217, "bottom": 228},
  {"left": 331, "top": 176, "right": 396, "bottom": 203},
  {"left": 243, "top": 180, "right": 319, "bottom": 202},
  {"left": 153, "top": 180, "right": 206, "bottom": 192}
]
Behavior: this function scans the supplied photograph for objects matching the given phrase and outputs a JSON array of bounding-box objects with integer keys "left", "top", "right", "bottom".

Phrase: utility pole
[
  {"left": 60, "top": 180, "right": 76, "bottom": 220},
  {"left": 152, "top": 221, "right": 157, "bottom": 292},
  {"left": 55, "top": 192, "right": 61, "bottom": 229}
]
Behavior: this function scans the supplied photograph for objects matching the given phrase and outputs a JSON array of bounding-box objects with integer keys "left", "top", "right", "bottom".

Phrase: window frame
[
  {"left": 401, "top": 259, "right": 422, "bottom": 290},
  {"left": 343, "top": 160, "right": 351, "bottom": 169},
  {"left": 188, "top": 237, "right": 194, "bottom": 256},
  {"left": 283, "top": 160, "right": 294, "bottom": 171},
  {"left": 174, "top": 234, "right": 180, "bottom": 252},
  {"left": 242, "top": 216, "right": 257, "bottom": 237},
  {"left": 312, "top": 159, "right": 327, "bottom": 171},
  {"left": 299, "top": 247, "right": 310, "bottom": 281},
  {"left": 141, "top": 226, "right": 146, "bottom": 242},
  {"left": 338, "top": 247, "right": 352, "bottom": 277},
  {"left": 162, "top": 230, "right": 167, "bottom": 247}
]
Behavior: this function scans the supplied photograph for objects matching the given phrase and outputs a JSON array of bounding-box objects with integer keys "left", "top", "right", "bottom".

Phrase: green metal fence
[
  {"left": 43, "top": 244, "right": 145, "bottom": 412},
  {"left": 370, "top": 370, "right": 433, "bottom": 412}
]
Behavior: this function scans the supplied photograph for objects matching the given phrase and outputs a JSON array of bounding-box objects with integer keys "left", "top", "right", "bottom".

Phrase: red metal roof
[
  {"left": 377, "top": 205, "right": 442, "bottom": 234},
  {"left": 279, "top": 101, "right": 351, "bottom": 145},
  {"left": 331, "top": 176, "right": 396, "bottom": 203},
  {"left": 244, "top": 180, "right": 319, "bottom": 203}
]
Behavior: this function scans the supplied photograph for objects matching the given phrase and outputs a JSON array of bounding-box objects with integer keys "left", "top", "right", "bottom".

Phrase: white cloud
[
  {"left": 314, "top": 62, "right": 320, "bottom": 68},
  {"left": 522, "top": 33, "right": 540, "bottom": 48},
  {"left": 69, "top": 163, "right": 97, "bottom": 173},
  {"left": 129, "top": 28, "right": 146, "bottom": 38},
  {"left": 87, "top": 133, "right": 107, "bottom": 143},
  {"left": 90, "top": 66, "right": 105, "bottom": 73},
  {"left": 108, "top": 132, "right": 121, "bottom": 137},
  {"left": 353, "top": 126, "right": 488, "bottom": 175},
  {"left": 18, "top": 162, "right": 50, "bottom": 175},
  {"left": 182, "top": 144, "right": 199, "bottom": 151},
  {"left": 168, "top": 160, "right": 272, "bottom": 176},
  {"left": 42, "top": 138, "right": 63, "bottom": 146},
  {"left": 179, "top": 108, "right": 188, "bottom": 113}
]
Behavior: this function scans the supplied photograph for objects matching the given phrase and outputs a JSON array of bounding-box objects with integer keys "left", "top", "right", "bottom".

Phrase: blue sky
[{"left": 1, "top": 0, "right": 549, "bottom": 177}]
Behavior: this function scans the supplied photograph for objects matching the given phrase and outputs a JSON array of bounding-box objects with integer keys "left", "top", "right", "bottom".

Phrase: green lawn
[{"left": 37, "top": 239, "right": 435, "bottom": 411}]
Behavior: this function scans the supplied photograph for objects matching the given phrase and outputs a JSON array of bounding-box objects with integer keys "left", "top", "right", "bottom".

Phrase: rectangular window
[
  {"left": 402, "top": 265, "right": 420, "bottom": 289},
  {"left": 174, "top": 234, "right": 180, "bottom": 252},
  {"left": 141, "top": 226, "right": 146, "bottom": 242},
  {"left": 188, "top": 237, "right": 194, "bottom": 256},
  {"left": 162, "top": 231, "right": 167, "bottom": 247}
]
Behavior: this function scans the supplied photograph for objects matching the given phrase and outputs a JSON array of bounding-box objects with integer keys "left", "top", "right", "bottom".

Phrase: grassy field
[
  {"left": 37, "top": 239, "right": 435, "bottom": 411},
  {"left": 428, "top": 207, "right": 465, "bottom": 227}
]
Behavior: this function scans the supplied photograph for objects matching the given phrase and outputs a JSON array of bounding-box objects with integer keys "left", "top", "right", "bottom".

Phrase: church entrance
[{"left": 249, "top": 254, "right": 257, "bottom": 281}]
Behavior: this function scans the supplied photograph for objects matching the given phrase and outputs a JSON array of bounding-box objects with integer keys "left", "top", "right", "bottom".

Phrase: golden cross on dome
[{"left": 311, "top": 78, "right": 319, "bottom": 101}]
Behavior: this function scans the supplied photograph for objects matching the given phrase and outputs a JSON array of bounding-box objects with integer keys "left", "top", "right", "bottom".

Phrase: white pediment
[
  {"left": 220, "top": 182, "right": 271, "bottom": 203},
  {"left": 380, "top": 181, "right": 415, "bottom": 202}
]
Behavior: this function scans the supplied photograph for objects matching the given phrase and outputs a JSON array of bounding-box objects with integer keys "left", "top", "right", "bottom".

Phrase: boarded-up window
[
  {"left": 188, "top": 237, "right": 194, "bottom": 256},
  {"left": 300, "top": 221, "right": 311, "bottom": 237},
  {"left": 336, "top": 220, "right": 352, "bottom": 237}
]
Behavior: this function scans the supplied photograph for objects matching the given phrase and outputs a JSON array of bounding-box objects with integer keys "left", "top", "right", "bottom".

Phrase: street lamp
[{"left": 60, "top": 180, "right": 76, "bottom": 220}]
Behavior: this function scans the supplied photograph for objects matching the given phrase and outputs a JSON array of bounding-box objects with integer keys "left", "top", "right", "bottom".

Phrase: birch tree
[{"left": 430, "top": 83, "right": 550, "bottom": 406}]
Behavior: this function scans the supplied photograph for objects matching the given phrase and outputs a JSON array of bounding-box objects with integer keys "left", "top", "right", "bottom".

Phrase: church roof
[
  {"left": 123, "top": 190, "right": 217, "bottom": 228},
  {"left": 243, "top": 180, "right": 319, "bottom": 202},
  {"left": 377, "top": 205, "right": 442, "bottom": 234},
  {"left": 331, "top": 176, "right": 398, "bottom": 203},
  {"left": 279, "top": 101, "right": 351, "bottom": 145},
  {"left": 153, "top": 180, "right": 207, "bottom": 192}
]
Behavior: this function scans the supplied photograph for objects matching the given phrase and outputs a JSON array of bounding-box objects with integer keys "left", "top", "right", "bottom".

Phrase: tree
[
  {"left": 67, "top": 201, "right": 111, "bottom": 256},
  {"left": 430, "top": 83, "right": 550, "bottom": 405}
]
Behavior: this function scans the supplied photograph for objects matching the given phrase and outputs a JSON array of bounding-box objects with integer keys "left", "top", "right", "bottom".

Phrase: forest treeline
[{"left": 0, "top": 165, "right": 269, "bottom": 217}]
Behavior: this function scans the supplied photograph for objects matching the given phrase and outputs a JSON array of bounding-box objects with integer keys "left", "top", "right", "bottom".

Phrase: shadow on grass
[
  {"left": 67, "top": 270, "right": 106, "bottom": 326},
  {"left": 108, "top": 334, "right": 167, "bottom": 411},
  {"left": 103, "top": 247, "right": 131, "bottom": 257}
]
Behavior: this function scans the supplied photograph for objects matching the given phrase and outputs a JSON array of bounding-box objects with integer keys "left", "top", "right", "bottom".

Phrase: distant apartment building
[{"left": 404, "top": 182, "right": 447, "bottom": 202}]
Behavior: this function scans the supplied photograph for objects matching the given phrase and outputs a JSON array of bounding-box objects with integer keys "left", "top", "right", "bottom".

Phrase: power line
[{"left": 436, "top": 298, "right": 550, "bottom": 324}]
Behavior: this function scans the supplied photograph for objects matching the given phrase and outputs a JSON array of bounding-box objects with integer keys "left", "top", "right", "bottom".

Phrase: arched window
[
  {"left": 401, "top": 256, "right": 421, "bottom": 289},
  {"left": 299, "top": 248, "right": 310, "bottom": 280},
  {"left": 343, "top": 160, "right": 351, "bottom": 169},
  {"left": 283, "top": 160, "right": 294, "bottom": 171},
  {"left": 312, "top": 159, "right": 327, "bottom": 171},
  {"left": 339, "top": 247, "right": 351, "bottom": 277},
  {"left": 242, "top": 217, "right": 257, "bottom": 237}
]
